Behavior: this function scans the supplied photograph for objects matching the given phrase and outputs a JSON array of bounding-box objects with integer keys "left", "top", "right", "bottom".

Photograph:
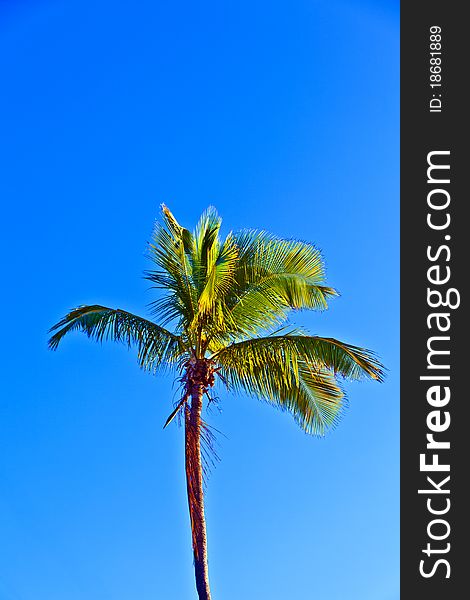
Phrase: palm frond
[
  {"left": 48, "top": 305, "right": 184, "bottom": 372},
  {"left": 190, "top": 206, "right": 222, "bottom": 294},
  {"left": 218, "top": 355, "right": 346, "bottom": 435},
  {"left": 211, "top": 230, "right": 338, "bottom": 339},
  {"left": 197, "top": 232, "right": 238, "bottom": 316},
  {"left": 146, "top": 206, "right": 198, "bottom": 326},
  {"left": 214, "top": 332, "right": 383, "bottom": 434},
  {"left": 163, "top": 393, "right": 190, "bottom": 429},
  {"left": 232, "top": 229, "right": 334, "bottom": 285},
  {"left": 214, "top": 334, "right": 384, "bottom": 382}
]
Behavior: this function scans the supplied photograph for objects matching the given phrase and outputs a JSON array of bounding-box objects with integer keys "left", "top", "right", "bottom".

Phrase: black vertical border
[{"left": 401, "top": 3, "right": 467, "bottom": 598}]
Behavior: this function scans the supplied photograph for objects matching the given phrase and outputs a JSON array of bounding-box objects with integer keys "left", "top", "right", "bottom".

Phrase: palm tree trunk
[{"left": 185, "top": 385, "right": 212, "bottom": 600}]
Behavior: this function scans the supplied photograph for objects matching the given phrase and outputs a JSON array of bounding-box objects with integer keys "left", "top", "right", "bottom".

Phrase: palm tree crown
[{"left": 49, "top": 205, "right": 383, "bottom": 599}]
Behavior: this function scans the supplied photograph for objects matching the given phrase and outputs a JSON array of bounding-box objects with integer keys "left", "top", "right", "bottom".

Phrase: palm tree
[{"left": 49, "top": 205, "right": 383, "bottom": 600}]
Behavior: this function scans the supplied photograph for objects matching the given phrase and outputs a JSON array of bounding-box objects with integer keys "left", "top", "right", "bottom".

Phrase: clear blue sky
[{"left": 0, "top": 1, "right": 399, "bottom": 598}]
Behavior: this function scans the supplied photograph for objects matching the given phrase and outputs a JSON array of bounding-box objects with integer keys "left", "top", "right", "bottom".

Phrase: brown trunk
[{"left": 185, "top": 385, "right": 212, "bottom": 600}]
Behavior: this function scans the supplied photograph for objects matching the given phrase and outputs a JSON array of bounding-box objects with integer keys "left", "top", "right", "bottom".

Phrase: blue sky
[{"left": 0, "top": 1, "right": 399, "bottom": 598}]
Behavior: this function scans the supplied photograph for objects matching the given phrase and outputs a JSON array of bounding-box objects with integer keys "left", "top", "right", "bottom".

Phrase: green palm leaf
[
  {"left": 48, "top": 305, "right": 184, "bottom": 372},
  {"left": 217, "top": 231, "right": 338, "bottom": 338},
  {"left": 221, "top": 358, "right": 345, "bottom": 435},
  {"left": 214, "top": 334, "right": 383, "bottom": 381},
  {"left": 213, "top": 333, "right": 382, "bottom": 435}
]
